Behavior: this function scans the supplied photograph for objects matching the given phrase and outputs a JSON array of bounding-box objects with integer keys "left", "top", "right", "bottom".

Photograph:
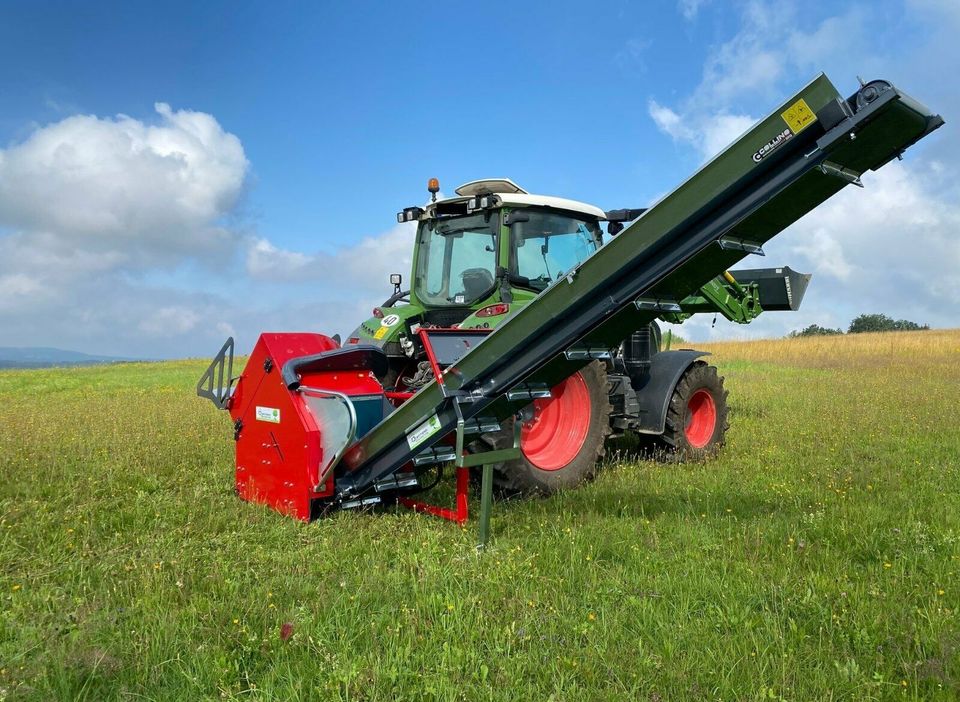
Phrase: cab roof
[{"left": 426, "top": 178, "right": 606, "bottom": 220}]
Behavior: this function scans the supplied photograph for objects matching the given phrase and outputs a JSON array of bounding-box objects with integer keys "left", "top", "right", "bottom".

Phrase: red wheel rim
[
  {"left": 684, "top": 389, "right": 717, "bottom": 448},
  {"left": 520, "top": 372, "right": 591, "bottom": 471}
]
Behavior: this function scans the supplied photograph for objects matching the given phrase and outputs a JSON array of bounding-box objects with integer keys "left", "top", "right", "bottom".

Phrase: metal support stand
[
  {"left": 398, "top": 466, "right": 470, "bottom": 525},
  {"left": 478, "top": 463, "right": 494, "bottom": 548},
  {"left": 398, "top": 328, "right": 522, "bottom": 546},
  {"left": 453, "top": 414, "right": 521, "bottom": 548}
]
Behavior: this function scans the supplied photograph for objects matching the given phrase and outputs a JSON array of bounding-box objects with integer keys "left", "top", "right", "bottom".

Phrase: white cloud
[
  {"left": 789, "top": 229, "right": 854, "bottom": 282},
  {"left": 245, "top": 221, "right": 415, "bottom": 289},
  {"left": 648, "top": 3, "right": 871, "bottom": 160},
  {"left": 0, "top": 104, "right": 252, "bottom": 356},
  {"left": 784, "top": 162, "right": 960, "bottom": 307},
  {"left": 669, "top": 158, "right": 960, "bottom": 343},
  {"left": 648, "top": 99, "right": 756, "bottom": 160},
  {"left": 245, "top": 238, "right": 313, "bottom": 278},
  {"left": 701, "top": 114, "right": 757, "bottom": 156},
  {"left": 0, "top": 273, "right": 45, "bottom": 312},
  {"left": 678, "top": 0, "right": 709, "bottom": 21},
  {"left": 648, "top": 101, "right": 694, "bottom": 143},
  {"left": 139, "top": 306, "right": 202, "bottom": 337},
  {"left": 648, "top": 1, "right": 959, "bottom": 340},
  {"left": 0, "top": 103, "right": 247, "bottom": 265}
]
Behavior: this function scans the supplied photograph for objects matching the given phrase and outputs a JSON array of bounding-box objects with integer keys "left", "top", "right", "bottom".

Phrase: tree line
[{"left": 789, "top": 313, "right": 930, "bottom": 338}]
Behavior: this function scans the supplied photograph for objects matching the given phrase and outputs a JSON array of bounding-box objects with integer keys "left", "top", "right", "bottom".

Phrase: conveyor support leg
[{"left": 478, "top": 463, "right": 494, "bottom": 548}]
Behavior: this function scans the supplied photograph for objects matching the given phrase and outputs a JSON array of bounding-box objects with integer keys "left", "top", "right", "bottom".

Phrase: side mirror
[{"left": 607, "top": 222, "right": 624, "bottom": 236}]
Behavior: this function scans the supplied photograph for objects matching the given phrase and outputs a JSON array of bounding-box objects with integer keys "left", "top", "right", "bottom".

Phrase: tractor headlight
[
  {"left": 396, "top": 207, "right": 424, "bottom": 223},
  {"left": 467, "top": 196, "right": 491, "bottom": 212}
]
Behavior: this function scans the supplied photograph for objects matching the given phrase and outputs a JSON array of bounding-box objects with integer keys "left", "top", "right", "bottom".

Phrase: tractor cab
[
  {"left": 412, "top": 180, "right": 606, "bottom": 314},
  {"left": 344, "top": 178, "right": 611, "bottom": 393},
  {"left": 347, "top": 178, "right": 610, "bottom": 345}
]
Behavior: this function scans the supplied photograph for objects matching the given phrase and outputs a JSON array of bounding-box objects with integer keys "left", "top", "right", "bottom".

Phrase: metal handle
[{"left": 297, "top": 386, "right": 358, "bottom": 489}]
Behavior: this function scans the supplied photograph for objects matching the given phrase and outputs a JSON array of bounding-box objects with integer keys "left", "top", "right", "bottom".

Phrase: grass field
[{"left": 1, "top": 330, "right": 958, "bottom": 701}]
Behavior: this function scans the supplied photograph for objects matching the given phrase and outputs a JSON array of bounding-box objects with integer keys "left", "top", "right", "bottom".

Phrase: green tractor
[{"left": 346, "top": 178, "right": 809, "bottom": 493}]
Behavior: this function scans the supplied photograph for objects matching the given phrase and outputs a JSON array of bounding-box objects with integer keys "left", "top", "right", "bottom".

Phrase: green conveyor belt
[{"left": 336, "top": 75, "right": 942, "bottom": 498}]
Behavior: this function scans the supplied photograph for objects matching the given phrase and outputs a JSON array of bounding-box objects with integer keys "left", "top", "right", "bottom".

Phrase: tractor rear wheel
[
  {"left": 660, "top": 361, "right": 729, "bottom": 460},
  {"left": 478, "top": 361, "right": 611, "bottom": 495}
]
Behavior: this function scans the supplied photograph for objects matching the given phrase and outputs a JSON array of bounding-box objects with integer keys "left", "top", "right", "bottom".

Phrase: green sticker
[
  {"left": 255, "top": 406, "right": 281, "bottom": 423},
  {"left": 406, "top": 414, "right": 442, "bottom": 450}
]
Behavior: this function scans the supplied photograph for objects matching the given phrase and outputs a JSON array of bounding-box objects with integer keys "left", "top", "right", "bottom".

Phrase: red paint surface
[
  {"left": 229, "top": 333, "right": 383, "bottom": 521},
  {"left": 398, "top": 466, "right": 470, "bottom": 525},
  {"left": 520, "top": 371, "right": 591, "bottom": 471},
  {"left": 684, "top": 388, "right": 717, "bottom": 448}
]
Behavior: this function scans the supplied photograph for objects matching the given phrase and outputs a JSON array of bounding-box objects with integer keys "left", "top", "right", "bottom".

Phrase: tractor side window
[
  {"left": 511, "top": 211, "right": 600, "bottom": 290},
  {"left": 448, "top": 234, "right": 495, "bottom": 301},
  {"left": 424, "top": 229, "right": 445, "bottom": 295},
  {"left": 415, "top": 213, "right": 497, "bottom": 306}
]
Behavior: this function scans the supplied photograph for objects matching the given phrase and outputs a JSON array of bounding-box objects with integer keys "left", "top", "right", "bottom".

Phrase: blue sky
[{"left": 0, "top": 0, "right": 957, "bottom": 357}]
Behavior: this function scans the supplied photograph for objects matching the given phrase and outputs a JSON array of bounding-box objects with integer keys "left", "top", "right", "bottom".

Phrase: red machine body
[{"left": 227, "top": 333, "right": 384, "bottom": 520}]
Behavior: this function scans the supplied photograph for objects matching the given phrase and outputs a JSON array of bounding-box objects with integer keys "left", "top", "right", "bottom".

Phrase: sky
[{"left": 0, "top": 0, "right": 957, "bottom": 358}]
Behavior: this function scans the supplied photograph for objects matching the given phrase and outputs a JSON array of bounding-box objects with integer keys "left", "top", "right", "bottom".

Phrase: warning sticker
[
  {"left": 255, "top": 406, "right": 281, "bottom": 423},
  {"left": 781, "top": 98, "right": 816, "bottom": 134},
  {"left": 406, "top": 414, "right": 442, "bottom": 450},
  {"left": 373, "top": 326, "right": 389, "bottom": 340}
]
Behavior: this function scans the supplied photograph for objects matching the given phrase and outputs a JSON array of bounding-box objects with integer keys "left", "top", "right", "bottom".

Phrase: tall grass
[
  {"left": 696, "top": 329, "right": 960, "bottom": 368},
  {"left": 0, "top": 331, "right": 958, "bottom": 700}
]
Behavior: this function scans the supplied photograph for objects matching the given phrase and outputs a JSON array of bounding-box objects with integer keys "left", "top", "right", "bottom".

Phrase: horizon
[{"left": 2, "top": 323, "right": 954, "bottom": 364}]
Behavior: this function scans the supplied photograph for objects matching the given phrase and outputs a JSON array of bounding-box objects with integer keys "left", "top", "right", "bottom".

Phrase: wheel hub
[
  {"left": 684, "top": 388, "right": 717, "bottom": 448},
  {"left": 520, "top": 372, "right": 591, "bottom": 471}
]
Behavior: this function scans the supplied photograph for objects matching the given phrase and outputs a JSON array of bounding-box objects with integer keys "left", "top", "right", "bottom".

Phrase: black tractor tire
[
  {"left": 476, "top": 361, "right": 612, "bottom": 496},
  {"left": 659, "top": 361, "right": 729, "bottom": 460}
]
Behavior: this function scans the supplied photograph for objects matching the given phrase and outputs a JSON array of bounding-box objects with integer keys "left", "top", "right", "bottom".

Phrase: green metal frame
[
  {"left": 671, "top": 273, "right": 762, "bottom": 324},
  {"left": 450, "top": 393, "right": 523, "bottom": 547}
]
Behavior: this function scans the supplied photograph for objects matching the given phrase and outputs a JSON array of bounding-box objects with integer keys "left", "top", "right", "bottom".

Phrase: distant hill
[{"left": 0, "top": 347, "right": 140, "bottom": 369}]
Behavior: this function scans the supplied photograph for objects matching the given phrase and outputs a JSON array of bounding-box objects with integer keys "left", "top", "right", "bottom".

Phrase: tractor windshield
[
  {"left": 415, "top": 212, "right": 498, "bottom": 306},
  {"left": 510, "top": 210, "right": 602, "bottom": 291}
]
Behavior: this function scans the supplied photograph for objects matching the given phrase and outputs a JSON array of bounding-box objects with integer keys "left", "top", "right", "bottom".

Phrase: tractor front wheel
[
  {"left": 479, "top": 361, "right": 611, "bottom": 495},
  {"left": 660, "top": 361, "right": 729, "bottom": 460}
]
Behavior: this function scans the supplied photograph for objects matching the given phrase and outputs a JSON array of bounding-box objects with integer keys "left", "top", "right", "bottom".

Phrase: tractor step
[
  {"left": 413, "top": 446, "right": 458, "bottom": 467},
  {"left": 340, "top": 495, "right": 382, "bottom": 510},
  {"left": 717, "top": 237, "right": 766, "bottom": 256},
  {"left": 460, "top": 417, "right": 502, "bottom": 435},
  {"left": 564, "top": 345, "right": 613, "bottom": 361},
  {"left": 634, "top": 298, "right": 682, "bottom": 313},
  {"left": 374, "top": 472, "right": 420, "bottom": 493},
  {"left": 505, "top": 383, "right": 552, "bottom": 401}
]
